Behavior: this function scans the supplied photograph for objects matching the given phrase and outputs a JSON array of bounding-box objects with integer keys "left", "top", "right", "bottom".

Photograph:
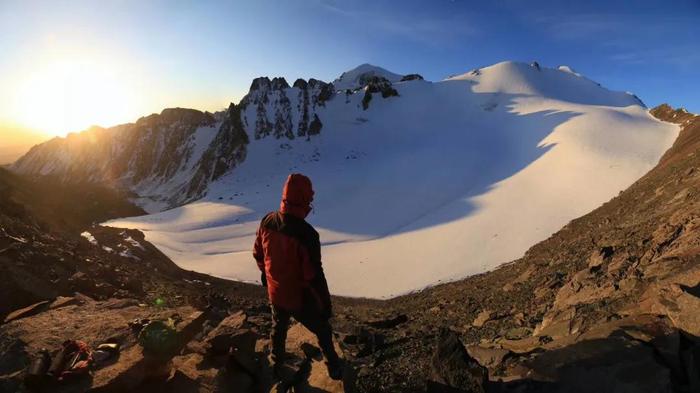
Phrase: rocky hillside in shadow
[
  {"left": 1, "top": 104, "right": 699, "bottom": 393},
  {"left": 0, "top": 169, "right": 145, "bottom": 233},
  {"left": 0, "top": 168, "right": 265, "bottom": 320}
]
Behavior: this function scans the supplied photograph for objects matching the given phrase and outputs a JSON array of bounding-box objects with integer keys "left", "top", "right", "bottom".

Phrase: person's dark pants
[{"left": 270, "top": 304, "right": 339, "bottom": 366}]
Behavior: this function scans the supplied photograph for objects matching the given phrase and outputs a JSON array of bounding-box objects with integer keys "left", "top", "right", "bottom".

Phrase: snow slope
[{"left": 106, "top": 61, "right": 679, "bottom": 298}]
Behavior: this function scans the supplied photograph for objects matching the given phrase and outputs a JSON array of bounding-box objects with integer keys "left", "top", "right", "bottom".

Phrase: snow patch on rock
[{"left": 81, "top": 232, "right": 98, "bottom": 246}]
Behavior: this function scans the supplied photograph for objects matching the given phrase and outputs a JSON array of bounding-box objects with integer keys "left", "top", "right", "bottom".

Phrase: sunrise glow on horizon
[
  {"left": 4, "top": 40, "right": 233, "bottom": 138},
  {"left": 11, "top": 56, "right": 140, "bottom": 136},
  {"left": 2, "top": 0, "right": 699, "bottom": 140}
]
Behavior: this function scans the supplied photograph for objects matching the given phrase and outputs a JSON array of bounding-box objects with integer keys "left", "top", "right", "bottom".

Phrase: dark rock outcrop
[
  {"left": 361, "top": 92, "right": 373, "bottom": 110},
  {"left": 361, "top": 76, "right": 399, "bottom": 110},
  {"left": 366, "top": 76, "right": 399, "bottom": 98},
  {"left": 271, "top": 77, "right": 290, "bottom": 91},
  {"left": 293, "top": 79, "right": 308, "bottom": 89},
  {"left": 308, "top": 114, "right": 323, "bottom": 136},
  {"left": 188, "top": 102, "right": 249, "bottom": 197},
  {"left": 400, "top": 74, "right": 423, "bottom": 82},
  {"left": 203, "top": 311, "right": 252, "bottom": 355},
  {"left": 249, "top": 77, "right": 272, "bottom": 92},
  {"left": 242, "top": 76, "right": 331, "bottom": 141},
  {"left": 273, "top": 92, "right": 294, "bottom": 139},
  {"left": 314, "top": 79, "right": 335, "bottom": 106}
]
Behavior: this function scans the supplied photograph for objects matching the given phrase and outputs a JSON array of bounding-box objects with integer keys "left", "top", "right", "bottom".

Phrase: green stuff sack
[{"left": 137, "top": 319, "right": 177, "bottom": 356}]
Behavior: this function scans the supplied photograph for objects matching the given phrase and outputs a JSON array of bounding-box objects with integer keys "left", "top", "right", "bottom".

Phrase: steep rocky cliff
[
  {"left": 12, "top": 108, "right": 223, "bottom": 211},
  {"left": 239, "top": 76, "right": 333, "bottom": 140}
]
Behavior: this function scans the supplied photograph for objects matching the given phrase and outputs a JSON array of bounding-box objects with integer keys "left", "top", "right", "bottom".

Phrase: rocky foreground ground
[
  {"left": 0, "top": 293, "right": 357, "bottom": 392},
  {"left": 1, "top": 105, "right": 700, "bottom": 392}
]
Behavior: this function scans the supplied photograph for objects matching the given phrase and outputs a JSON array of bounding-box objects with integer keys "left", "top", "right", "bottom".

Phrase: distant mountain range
[
  {"left": 0, "top": 126, "right": 50, "bottom": 165},
  {"left": 11, "top": 60, "right": 679, "bottom": 297},
  {"left": 12, "top": 61, "right": 648, "bottom": 211}
]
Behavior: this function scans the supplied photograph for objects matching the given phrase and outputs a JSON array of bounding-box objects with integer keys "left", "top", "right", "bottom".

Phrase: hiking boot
[
  {"left": 326, "top": 358, "right": 343, "bottom": 380},
  {"left": 267, "top": 353, "right": 284, "bottom": 379},
  {"left": 271, "top": 359, "right": 306, "bottom": 384},
  {"left": 272, "top": 362, "right": 284, "bottom": 379}
]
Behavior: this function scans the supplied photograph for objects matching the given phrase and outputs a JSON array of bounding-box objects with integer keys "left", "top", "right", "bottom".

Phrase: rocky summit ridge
[{"left": 10, "top": 63, "right": 414, "bottom": 212}]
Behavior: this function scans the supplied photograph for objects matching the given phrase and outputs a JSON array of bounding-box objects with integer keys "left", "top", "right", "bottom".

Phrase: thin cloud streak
[
  {"left": 610, "top": 47, "right": 700, "bottom": 69},
  {"left": 533, "top": 13, "right": 695, "bottom": 39},
  {"left": 319, "top": 0, "right": 479, "bottom": 48},
  {"left": 530, "top": 13, "right": 700, "bottom": 68}
]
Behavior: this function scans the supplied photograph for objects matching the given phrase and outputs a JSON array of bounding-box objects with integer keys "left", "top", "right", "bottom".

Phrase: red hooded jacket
[{"left": 253, "top": 174, "right": 332, "bottom": 314}]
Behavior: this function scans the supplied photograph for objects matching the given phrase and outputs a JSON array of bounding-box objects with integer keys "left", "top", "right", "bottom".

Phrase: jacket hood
[{"left": 280, "top": 173, "right": 314, "bottom": 218}]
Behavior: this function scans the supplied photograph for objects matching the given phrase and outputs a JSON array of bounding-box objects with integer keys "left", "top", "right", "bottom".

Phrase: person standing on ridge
[{"left": 253, "top": 173, "right": 342, "bottom": 380}]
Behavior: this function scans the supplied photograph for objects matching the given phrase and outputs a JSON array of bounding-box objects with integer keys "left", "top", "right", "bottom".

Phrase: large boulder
[
  {"left": 203, "top": 311, "right": 253, "bottom": 356},
  {"left": 466, "top": 345, "right": 510, "bottom": 369},
  {"left": 3, "top": 301, "right": 51, "bottom": 324},
  {"left": 492, "top": 315, "right": 689, "bottom": 392},
  {"left": 430, "top": 329, "right": 487, "bottom": 393},
  {"left": 274, "top": 323, "right": 355, "bottom": 393},
  {"left": 521, "top": 334, "right": 672, "bottom": 393},
  {"left": 627, "top": 273, "right": 700, "bottom": 337}
]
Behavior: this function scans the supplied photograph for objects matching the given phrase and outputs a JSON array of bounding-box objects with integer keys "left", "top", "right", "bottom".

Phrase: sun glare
[{"left": 12, "top": 58, "right": 141, "bottom": 137}]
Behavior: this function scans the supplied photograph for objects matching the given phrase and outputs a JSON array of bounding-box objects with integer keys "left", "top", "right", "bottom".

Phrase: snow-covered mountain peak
[
  {"left": 333, "top": 63, "right": 403, "bottom": 91},
  {"left": 447, "top": 60, "right": 644, "bottom": 107}
]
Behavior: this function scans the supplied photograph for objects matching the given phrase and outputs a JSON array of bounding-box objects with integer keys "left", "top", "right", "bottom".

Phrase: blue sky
[{"left": 1, "top": 0, "right": 698, "bottom": 136}]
